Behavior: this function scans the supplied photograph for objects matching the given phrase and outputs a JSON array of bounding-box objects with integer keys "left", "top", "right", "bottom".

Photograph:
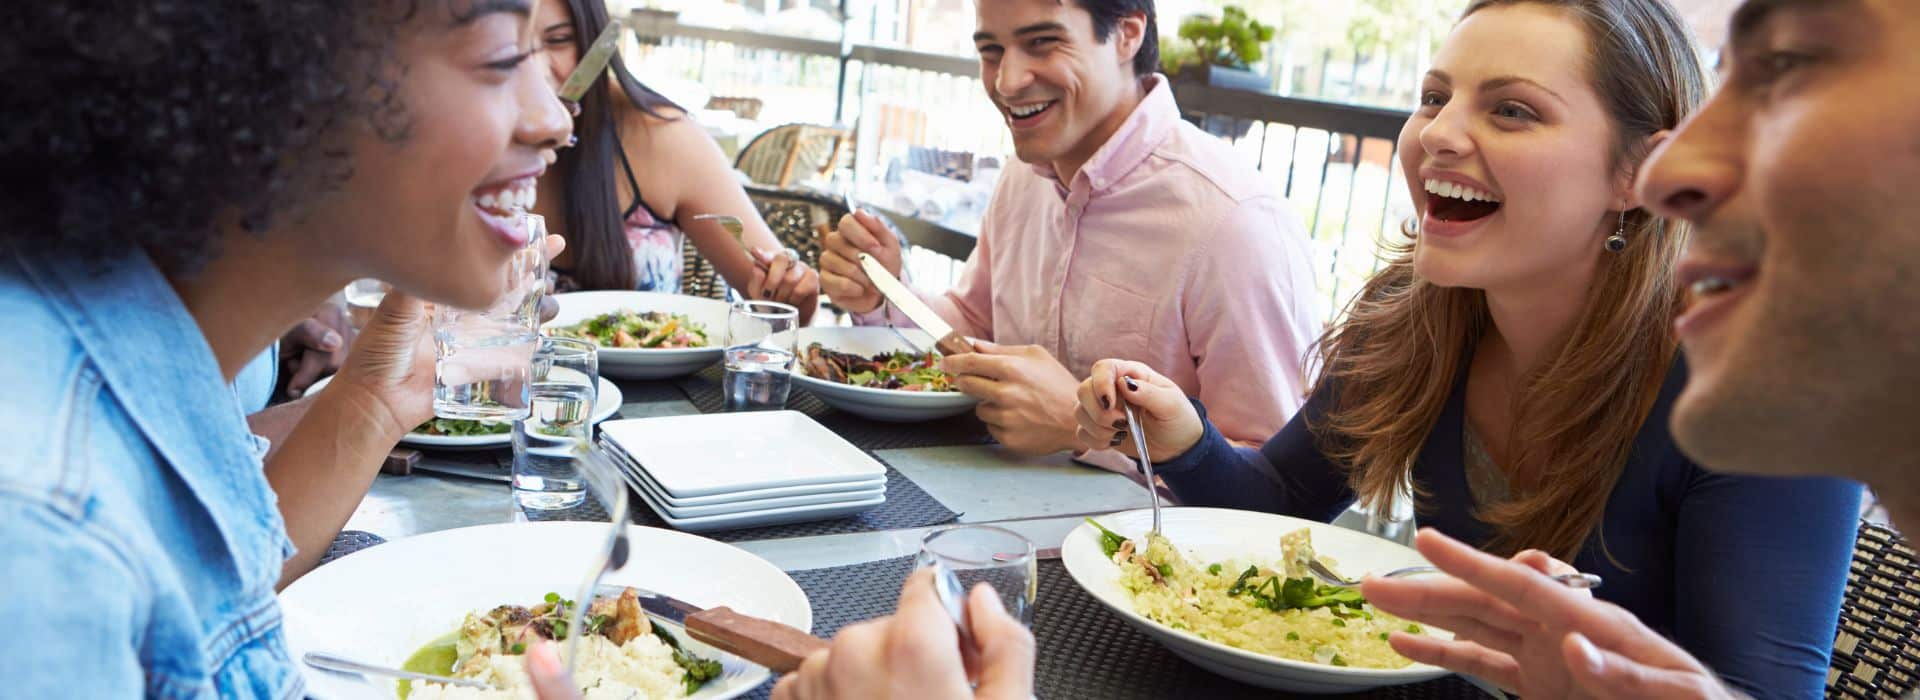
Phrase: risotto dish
[
  {"left": 401, "top": 587, "right": 721, "bottom": 699},
  {"left": 1092, "top": 520, "right": 1426, "bottom": 670}
]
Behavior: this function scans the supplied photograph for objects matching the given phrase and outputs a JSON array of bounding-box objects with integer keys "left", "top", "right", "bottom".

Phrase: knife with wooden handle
[{"left": 605, "top": 585, "right": 827, "bottom": 673}]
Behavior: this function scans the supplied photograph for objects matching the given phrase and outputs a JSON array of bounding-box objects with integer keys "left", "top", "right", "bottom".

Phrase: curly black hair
[{"left": 0, "top": 2, "right": 421, "bottom": 274}]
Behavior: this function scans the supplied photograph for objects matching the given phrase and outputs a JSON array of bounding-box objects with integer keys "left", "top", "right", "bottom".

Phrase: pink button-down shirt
[{"left": 866, "top": 76, "right": 1325, "bottom": 444}]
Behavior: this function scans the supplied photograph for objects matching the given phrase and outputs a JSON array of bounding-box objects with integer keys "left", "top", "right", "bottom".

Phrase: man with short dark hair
[
  {"left": 820, "top": 0, "right": 1324, "bottom": 461},
  {"left": 1359, "top": 1, "right": 1920, "bottom": 698}
]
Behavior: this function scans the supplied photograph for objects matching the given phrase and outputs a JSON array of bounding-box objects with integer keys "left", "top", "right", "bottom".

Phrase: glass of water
[
  {"left": 916, "top": 525, "right": 1036, "bottom": 626},
  {"left": 433, "top": 214, "right": 549, "bottom": 420},
  {"left": 514, "top": 336, "right": 599, "bottom": 510},
  {"left": 342, "top": 278, "right": 388, "bottom": 332},
  {"left": 724, "top": 300, "right": 798, "bottom": 411}
]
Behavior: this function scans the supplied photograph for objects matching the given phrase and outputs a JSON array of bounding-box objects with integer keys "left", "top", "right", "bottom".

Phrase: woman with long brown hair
[
  {"left": 530, "top": 0, "right": 820, "bottom": 321},
  {"left": 1072, "top": 0, "right": 1857, "bottom": 696}
]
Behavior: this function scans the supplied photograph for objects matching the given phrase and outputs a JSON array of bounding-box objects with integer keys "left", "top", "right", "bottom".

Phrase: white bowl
[
  {"left": 791, "top": 327, "right": 979, "bottom": 422},
  {"left": 282, "top": 521, "right": 811, "bottom": 700},
  {"left": 544, "top": 291, "right": 730, "bottom": 379},
  {"left": 1061, "top": 508, "right": 1454, "bottom": 694}
]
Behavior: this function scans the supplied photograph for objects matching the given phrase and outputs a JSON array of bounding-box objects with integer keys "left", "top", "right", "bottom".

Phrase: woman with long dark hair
[
  {"left": 531, "top": 0, "right": 820, "bottom": 322},
  {"left": 1071, "top": 0, "right": 1858, "bottom": 697}
]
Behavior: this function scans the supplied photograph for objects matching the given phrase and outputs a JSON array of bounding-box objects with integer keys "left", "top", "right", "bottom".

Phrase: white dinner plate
[
  {"left": 544, "top": 291, "right": 730, "bottom": 379},
  {"left": 625, "top": 452, "right": 886, "bottom": 518},
  {"left": 599, "top": 412, "right": 888, "bottom": 498},
  {"left": 628, "top": 473, "right": 887, "bottom": 532},
  {"left": 1062, "top": 508, "right": 1454, "bottom": 694},
  {"left": 281, "top": 521, "right": 811, "bottom": 700},
  {"left": 304, "top": 375, "right": 621, "bottom": 451},
  {"left": 598, "top": 436, "right": 884, "bottom": 507},
  {"left": 791, "top": 327, "right": 979, "bottom": 422}
]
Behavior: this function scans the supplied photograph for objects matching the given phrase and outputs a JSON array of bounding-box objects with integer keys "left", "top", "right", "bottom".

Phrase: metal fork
[
  {"left": 1122, "top": 402, "right": 1162, "bottom": 536},
  {"left": 562, "top": 442, "right": 633, "bottom": 677},
  {"left": 1306, "top": 558, "right": 1603, "bottom": 589}
]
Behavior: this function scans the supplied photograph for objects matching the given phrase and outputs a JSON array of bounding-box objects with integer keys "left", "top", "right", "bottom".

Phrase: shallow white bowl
[
  {"left": 544, "top": 291, "right": 730, "bottom": 379},
  {"left": 791, "top": 327, "right": 979, "bottom": 422},
  {"left": 281, "top": 521, "right": 811, "bottom": 700},
  {"left": 1061, "top": 508, "right": 1454, "bottom": 694}
]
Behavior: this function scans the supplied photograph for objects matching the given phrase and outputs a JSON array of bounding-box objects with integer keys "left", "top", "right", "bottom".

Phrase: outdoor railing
[{"left": 629, "top": 11, "right": 1416, "bottom": 311}]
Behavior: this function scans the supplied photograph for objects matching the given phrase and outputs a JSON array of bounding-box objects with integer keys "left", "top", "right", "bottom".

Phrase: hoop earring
[{"left": 1605, "top": 211, "right": 1628, "bottom": 252}]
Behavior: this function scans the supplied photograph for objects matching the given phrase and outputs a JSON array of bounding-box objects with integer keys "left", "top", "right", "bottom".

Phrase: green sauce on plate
[{"left": 394, "top": 632, "right": 460, "bottom": 699}]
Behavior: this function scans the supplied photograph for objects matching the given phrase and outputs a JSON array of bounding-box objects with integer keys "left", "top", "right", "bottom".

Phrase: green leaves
[
  {"left": 1173, "top": 5, "right": 1276, "bottom": 70},
  {"left": 1086, "top": 518, "right": 1130, "bottom": 559},
  {"left": 1228, "top": 572, "right": 1370, "bottom": 614},
  {"left": 651, "top": 626, "right": 723, "bottom": 694}
]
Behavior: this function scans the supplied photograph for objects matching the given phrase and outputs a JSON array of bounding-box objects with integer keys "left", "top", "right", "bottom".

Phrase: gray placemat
[
  {"left": 318, "top": 530, "right": 388, "bottom": 566},
  {"left": 675, "top": 365, "right": 994, "bottom": 450},
  {"left": 742, "top": 557, "right": 1490, "bottom": 700},
  {"left": 612, "top": 378, "right": 692, "bottom": 406}
]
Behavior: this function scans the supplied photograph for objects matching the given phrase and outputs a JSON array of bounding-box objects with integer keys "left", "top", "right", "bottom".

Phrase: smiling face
[
  {"left": 973, "top": 0, "right": 1145, "bottom": 175},
  {"left": 1641, "top": 0, "right": 1920, "bottom": 482},
  {"left": 534, "top": 0, "right": 579, "bottom": 89},
  {"left": 320, "top": 1, "right": 570, "bottom": 310},
  {"left": 1399, "top": 4, "right": 1630, "bottom": 294}
]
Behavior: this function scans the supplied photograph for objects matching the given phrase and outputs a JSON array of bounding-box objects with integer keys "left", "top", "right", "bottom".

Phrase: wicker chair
[
  {"left": 734, "top": 123, "right": 851, "bottom": 190},
  {"left": 703, "top": 95, "right": 764, "bottom": 121},
  {"left": 677, "top": 188, "right": 853, "bottom": 302},
  {"left": 1828, "top": 520, "right": 1919, "bottom": 698}
]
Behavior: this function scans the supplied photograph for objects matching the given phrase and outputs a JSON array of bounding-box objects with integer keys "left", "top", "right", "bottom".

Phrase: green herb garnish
[{"left": 1086, "top": 518, "right": 1130, "bottom": 559}]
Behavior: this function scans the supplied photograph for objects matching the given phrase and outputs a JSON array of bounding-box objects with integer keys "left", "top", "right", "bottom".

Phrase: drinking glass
[
  {"left": 342, "top": 278, "right": 388, "bottom": 332},
  {"left": 514, "top": 336, "right": 599, "bottom": 511},
  {"left": 433, "top": 214, "right": 549, "bottom": 420},
  {"left": 916, "top": 525, "right": 1036, "bottom": 626},
  {"left": 723, "top": 300, "right": 798, "bottom": 412}
]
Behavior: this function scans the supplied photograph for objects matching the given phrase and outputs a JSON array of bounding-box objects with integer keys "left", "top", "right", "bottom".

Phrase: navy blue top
[{"left": 1157, "top": 357, "right": 1860, "bottom": 699}]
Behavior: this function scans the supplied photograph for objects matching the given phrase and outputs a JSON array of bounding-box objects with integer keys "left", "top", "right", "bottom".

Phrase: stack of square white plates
[{"left": 598, "top": 411, "right": 887, "bottom": 532}]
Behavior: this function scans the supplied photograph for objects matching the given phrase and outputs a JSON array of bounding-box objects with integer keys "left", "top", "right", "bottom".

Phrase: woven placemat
[
  {"left": 611, "top": 378, "right": 692, "bottom": 406},
  {"left": 318, "top": 530, "right": 388, "bottom": 566},
  {"left": 738, "top": 557, "right": 1487, "bottom": 700},
  {"left": 675, "top": 365, "right": 994, "bottom": 450}
]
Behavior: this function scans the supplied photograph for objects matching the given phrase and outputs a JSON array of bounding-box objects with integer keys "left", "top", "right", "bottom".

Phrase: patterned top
[{"left": 552, "top": 126, "right": 684, "bottom": 295}]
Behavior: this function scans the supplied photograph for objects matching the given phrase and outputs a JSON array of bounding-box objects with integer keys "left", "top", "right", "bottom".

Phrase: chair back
[
  {"left": 735, "top": 123, "right": 851, "bottom": 189},
  {"left": 1828, "top": 520, "right": 1919, "bottom": 698}
]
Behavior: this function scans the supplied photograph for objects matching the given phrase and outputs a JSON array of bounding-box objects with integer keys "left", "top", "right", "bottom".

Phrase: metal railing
[{"left": 628, "top": 11, "right": 1417, "bottom": 311}]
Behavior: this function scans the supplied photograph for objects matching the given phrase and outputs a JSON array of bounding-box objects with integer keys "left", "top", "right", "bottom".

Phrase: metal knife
[
  {"left": 558, "top": 18, "right": 628, "bottom": 108},
  {"left": 598, "top": 584, "right": 827, "bottom": 673},
  {"left": 856, "top": 253, "right": 973, "bottom": 356}
]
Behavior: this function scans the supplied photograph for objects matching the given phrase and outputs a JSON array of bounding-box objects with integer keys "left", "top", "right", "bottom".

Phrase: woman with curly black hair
[
  {"left": 530, "top": 0, "right": 822, "bottom": 322},
  {"left": 0, "top": 1, "right": 573, "bottom": 694}
]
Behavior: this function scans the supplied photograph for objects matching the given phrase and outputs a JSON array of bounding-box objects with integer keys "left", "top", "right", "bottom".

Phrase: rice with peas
[{"left": 1112, "top": 528, "right": 1423, "bottom": 669}]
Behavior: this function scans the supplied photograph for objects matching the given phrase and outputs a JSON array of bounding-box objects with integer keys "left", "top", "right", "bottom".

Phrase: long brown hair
[{"left": 1311, "top": 0, "right": 1707, "bottom": 561}]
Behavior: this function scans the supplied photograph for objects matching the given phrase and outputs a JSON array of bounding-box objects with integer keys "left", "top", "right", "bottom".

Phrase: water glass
[
  {"left": 724, "top": 300, "right": 798, "bottom": 412},
  {"left": 514, "top": 336, "right": 599, "bottom": 511},
  {"left": 342, "top": 278, "right": 388, "bottom": 331},
  {"left": 916, "top": 525, "right": 1036, "bottom": 626},
  {"left": 433, "top": 214, "right": 549, "bottom": 420}
]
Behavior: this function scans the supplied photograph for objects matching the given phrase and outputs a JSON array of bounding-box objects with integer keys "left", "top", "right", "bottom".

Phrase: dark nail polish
[
  {"left": 1125, "top": 378, "right": 1140, "bottom": 392},
  {"left": 1099, "top": 395, "right": 1111, "bottom": 410},
  {"left": 1109, "top": 431, "right": 1126, "bottom": 446},
  {"left": 1113, "top": 420, "right": 1128, "bottom": 430}
]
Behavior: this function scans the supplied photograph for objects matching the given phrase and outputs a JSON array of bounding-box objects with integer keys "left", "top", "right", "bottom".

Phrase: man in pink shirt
[{"left": 819, "top": 0, "right": 1324, "bottom": 458}]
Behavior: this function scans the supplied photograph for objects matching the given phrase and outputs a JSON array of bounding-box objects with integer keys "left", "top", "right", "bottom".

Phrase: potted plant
[{"left": 1163, "top": 6, "right": 1276, "bottom": 93}]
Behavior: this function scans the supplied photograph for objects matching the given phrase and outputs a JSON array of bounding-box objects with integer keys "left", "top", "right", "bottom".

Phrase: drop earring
[{"left": 1605, "top": 211, "right": 1628, "bottom": 252}]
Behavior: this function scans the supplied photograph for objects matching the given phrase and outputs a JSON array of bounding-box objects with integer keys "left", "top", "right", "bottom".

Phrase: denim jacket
[{"left": 0, "top": 245, "right": 301, "bottom": 699}]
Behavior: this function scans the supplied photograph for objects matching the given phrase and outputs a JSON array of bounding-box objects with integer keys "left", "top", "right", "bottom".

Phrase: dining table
[{"left": 329, "top": 367, "right": 1500, "bottom": 700}]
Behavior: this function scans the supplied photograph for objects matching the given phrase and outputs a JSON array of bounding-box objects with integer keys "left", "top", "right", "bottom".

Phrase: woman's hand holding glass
[{"left": 1073, "top": 360, "right": 1207, "bottom": 463}]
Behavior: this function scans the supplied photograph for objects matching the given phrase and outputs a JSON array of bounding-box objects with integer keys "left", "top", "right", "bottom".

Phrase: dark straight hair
[
  {"left": 553, "top": 0, "right": 684, "bottom": 291},
  {"left": 1076, "top": 0, "right": 1160, "bottom": 79}
]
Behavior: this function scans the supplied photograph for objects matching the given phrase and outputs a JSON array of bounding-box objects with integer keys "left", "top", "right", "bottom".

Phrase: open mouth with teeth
[
  {"left": 1423, "top": 178, "right": 1503, "bottom": 222},
  {"left": 472, "top": 177, "right": 539, "bottom": 245},
  {"left": 1005, "top": 100, "right": 1056, "bottom": 125}
]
